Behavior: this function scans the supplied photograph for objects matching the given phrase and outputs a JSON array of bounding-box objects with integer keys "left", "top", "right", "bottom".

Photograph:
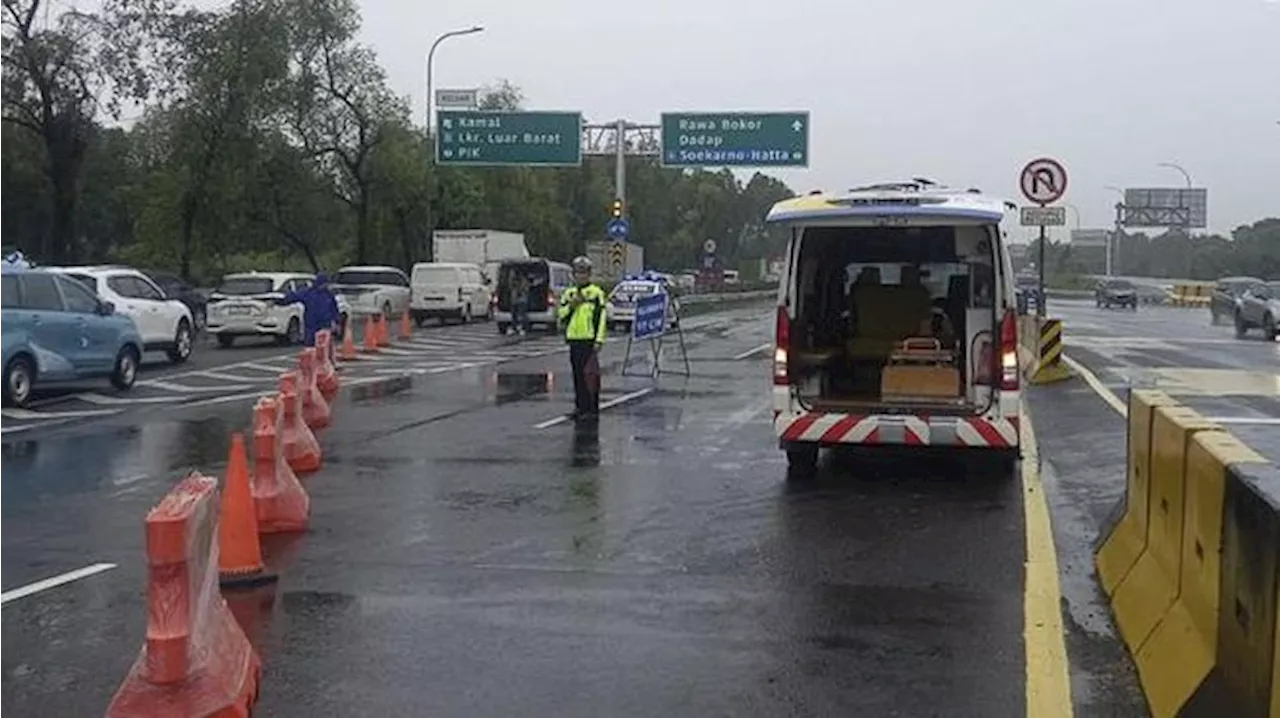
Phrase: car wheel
[
  {"left": 3, "top": 355, "right": 35, "bottom": 408},
  {"left": 1235, "top": 313, "right": 1249, "bottom": 339},
  {"left": 167, "top": 319, "right": 193, "bottom": 364},
  {"left": 280, "top": 317, "right": 302, "bottom": 346},
  {"left": 415, "top": 315, "right": 429, "bottom": 328},
  {"left": 193, "top": 305, "right": 207, "bottom": 334},
  {"left": 1265, "top": 315, "right": 1278, "bottom": 342},
  {"left": 497, "top": 322, "right": 510, "bottom": 335},
  {"left": 217, "top": 334, "right": 236, "bottom": 349},
  {"left": 785, "top": 445, "right": 820, "bottom": 482},
  {"left": 111, "top": 346, "right": 140, "bottom": 390}
]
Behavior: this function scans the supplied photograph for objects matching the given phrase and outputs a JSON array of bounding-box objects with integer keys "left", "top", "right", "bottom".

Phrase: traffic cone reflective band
[
  {"left": 279, "top": 372, "right": 322, "bottom": 474},
  {"left": 314, "top": 330, "right": 340, "bottom": 400},
  {"left": 361, "top": 315, "right": 379, "bottom": 353},
  {"left": 375, "top": 313, "right": 391, "bottom": 348},
  {"left": 399, "top": 311, "right": 412, "bottom": 340},
  {"left": 251, "top": 396, "right": 309, "bottom": 533},
  {"left": 218, "top": 433, "right": 276, "bottom": 588},
  {"left": 298, "top": 348, "right": 332, "bottom": 430}
]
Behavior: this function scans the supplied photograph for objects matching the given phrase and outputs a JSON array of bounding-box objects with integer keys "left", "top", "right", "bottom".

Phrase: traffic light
[{"left": 610, "top": 199, "right": 624, "bottom": 218}]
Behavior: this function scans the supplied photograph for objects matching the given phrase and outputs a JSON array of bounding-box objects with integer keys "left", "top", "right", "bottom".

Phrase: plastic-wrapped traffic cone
[
  {"left": 399, "top": 311, "right": 412, "bottom": 340},
  {"left": 218, "top": 433, "right": 277, "bottom": 588},
  {"left": 361, "top": 315, "right": 379, "bottom": 354},
  {"left": 251, "top": 396, "right": 309, "bottom": 533},
  {"left": 314, "top": 331, "right": 340, "bottom": 401},
  {"left": 297, "top": 348, "right": 332, "bottom": 430},
  {"left": 279, "top": 372, "right": 321, "bottom": 474},
  {"left": 375, "top": 314, "right": 391, "bottom": 348}
]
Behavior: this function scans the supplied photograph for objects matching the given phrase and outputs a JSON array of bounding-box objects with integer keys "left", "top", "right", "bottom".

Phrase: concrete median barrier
[
  {"left": 1018, "top": 316, "right": 1073, "bottom": 384},
  {"left": 1095, "top": 393, "right": 1280, "bottom": 718}
]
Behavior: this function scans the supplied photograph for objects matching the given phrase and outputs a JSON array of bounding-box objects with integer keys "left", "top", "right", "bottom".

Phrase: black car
[
  {"left": 1095, "top": 279, "right": 1138, "bottom": 310},
  {"left": 145, "top": 271, "right": 209, "bottom": 333}
]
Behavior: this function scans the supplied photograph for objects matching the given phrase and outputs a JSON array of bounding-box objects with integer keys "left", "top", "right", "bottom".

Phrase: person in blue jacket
[{"left": 277, "top": 273, "right": 340, "bottom": 346}]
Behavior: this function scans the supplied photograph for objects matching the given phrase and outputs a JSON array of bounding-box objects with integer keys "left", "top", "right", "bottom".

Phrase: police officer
[{"left": 557, "top": 256, "right": 608, "bottom": 419}]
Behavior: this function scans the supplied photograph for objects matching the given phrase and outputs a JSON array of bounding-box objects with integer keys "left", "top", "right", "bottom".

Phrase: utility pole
[{"left": 614, "top": 118, "right": 627, "bottom": 208}]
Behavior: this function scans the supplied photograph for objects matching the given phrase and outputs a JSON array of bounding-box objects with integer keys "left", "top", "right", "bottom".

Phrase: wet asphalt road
[{"left": 3, "top": 299, "right": 1148, "bottom": 717}]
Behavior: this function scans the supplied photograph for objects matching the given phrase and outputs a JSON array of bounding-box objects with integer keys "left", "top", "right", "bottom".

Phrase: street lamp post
[
  {"left": 425, "top": 25, "right": 484, "bottom": 135},
  {"left": 1104, "top": 185, "right": 1124, "bottom": 277}
]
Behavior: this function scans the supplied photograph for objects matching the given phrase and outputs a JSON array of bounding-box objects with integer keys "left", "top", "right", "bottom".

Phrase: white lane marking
[
  {"left": 733, "top": 343, "right": 771, "bottom": 360},
  {"left": 533, "top": 387, "right": 655, "bottom": 429},
  {"left": 1062, "top": 354, "right": 1127, "bottom": 417},
  {"left": 1, "top": 406, "right": 122, "bottom": 420},
  {"left": 136, "top": 378, "right": 256, "bottom": 393},
  {"left": 182, "top": 389, "right": 271, "bottom": 408},
  {"left": 1, "top": 563, "right": 118, "bottom": 605},
  {"left": 193, "top": 370, "right": 277, "bottom": 383},
  {"left": 73, "top": 392, "right": 183, "bottom": 406},
  {"left": 1202, "top": 416, "right": 1280, "bottom": 426},
  {"left": 240, "top": 361, "right": 292, "bottom": 374}
]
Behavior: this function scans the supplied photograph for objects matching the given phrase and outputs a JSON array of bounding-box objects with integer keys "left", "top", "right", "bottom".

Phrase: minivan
[
  {"left": 493, "top": 259, "right": 573, "bottom": 334},
  {"left": 766, "top": 182, "right": 1022, "bottom": 476},
  {"left": 410, "top": 262, "right": 491, "bottom": 325}
]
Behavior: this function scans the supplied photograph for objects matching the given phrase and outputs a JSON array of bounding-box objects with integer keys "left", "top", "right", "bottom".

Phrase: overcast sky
[{"left": 358, "top": 0, "right": 1279, "bottom": 239}]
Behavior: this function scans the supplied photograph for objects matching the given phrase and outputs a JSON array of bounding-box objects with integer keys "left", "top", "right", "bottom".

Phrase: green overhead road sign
[
  {"left": 660, "top": 112, "right": 809, "bottom": 168},
  {"left": 436, "top": 110, "right": 582, "bottom": 166}
]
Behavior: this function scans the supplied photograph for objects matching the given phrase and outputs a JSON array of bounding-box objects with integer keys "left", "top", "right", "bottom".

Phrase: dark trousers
[{"left": 568, "top": 340, "right": 599, "bottom": 416}]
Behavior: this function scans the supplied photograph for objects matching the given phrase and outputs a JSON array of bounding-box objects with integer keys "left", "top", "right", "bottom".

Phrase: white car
[
  {"left": 606, "top": 278, "right": 681, "bottom": 332},
  {"left": 410, "top": 262, "right": 492, "bottom": 325},
  {"left": 52, "top": 265, "right": 195, "bottom": 364},
  {"left": 330, "top": 265, "right": 411, "bottom": 319},
  {"left": 207, "top": 272, "right": 320, "bottom": 348}
]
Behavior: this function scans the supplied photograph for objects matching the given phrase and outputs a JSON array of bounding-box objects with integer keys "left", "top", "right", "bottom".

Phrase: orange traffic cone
[
  {"left": 251, "top": 396, "right": 309, "bottom": 533},
  {"left": 361, "top": 315, "right": 379, "bottom": 353},
  {"left": 218, "top": 433, "right": 277, "bottom": 588},
  {"left": 298, "top": 348, "right": 332, "bottom": 430},
  {"left": 279, "top": 372, "right": 322, "bottom": 474},
  {"left": 399, "top": 311, "right": 412, "bottom": 340},
  {"left": 375, "top": 314, "right": 391, "bottom": 348},
  {"left": 339, "top": 324, "right": 357, "bottom": 361},
  {"left": 314, "top": 330, "right": 340, "bottom": 400}
]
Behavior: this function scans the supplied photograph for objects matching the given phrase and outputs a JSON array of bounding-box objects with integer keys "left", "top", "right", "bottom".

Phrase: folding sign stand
[{"left": 621, "top": 291, "right": 690, "bottom": 378}]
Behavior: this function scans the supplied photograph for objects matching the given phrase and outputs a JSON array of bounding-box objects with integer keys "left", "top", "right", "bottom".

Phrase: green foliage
[{"left": 2, "top": 0, "right": 800, "bottom": 284}]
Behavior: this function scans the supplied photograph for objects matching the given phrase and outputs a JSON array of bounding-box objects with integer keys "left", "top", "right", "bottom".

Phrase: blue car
[{"left": 2, "top": 262, "right": 145, "bottom": 407}]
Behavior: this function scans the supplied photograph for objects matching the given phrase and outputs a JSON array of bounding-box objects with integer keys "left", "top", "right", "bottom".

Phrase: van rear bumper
[{"left": 774, "top": 410, "right": 1020, "bottom": 450}]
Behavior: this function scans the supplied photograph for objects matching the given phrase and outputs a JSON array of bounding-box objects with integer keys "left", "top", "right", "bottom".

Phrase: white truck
[{"left": 431, "top": 229, "right": 530, "bottom": 285}]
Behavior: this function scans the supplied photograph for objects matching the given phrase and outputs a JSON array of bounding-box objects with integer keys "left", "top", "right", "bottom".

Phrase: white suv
[
  {"left": 330, "top": 265, "right": 411, "bottom": 319},
  {"left": 207, "top": 272, "right": 315, "bottom": 348},
  {"left": 53, "top": 265, "right": 196, "bottom": 364}
]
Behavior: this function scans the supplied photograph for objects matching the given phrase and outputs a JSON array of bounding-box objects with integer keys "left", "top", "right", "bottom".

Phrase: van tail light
[
  {"left": 998, "top": 308, "right": 1019, "bottom": 391},
  {"left": 974, "top": 309, "right": 1019, "bottom": 390},
  {"left": 773, "top": 306, "right": 790, "bottom": 385},
  {"left": 547, "top": 288, "right": 556, "bottom": 306}
]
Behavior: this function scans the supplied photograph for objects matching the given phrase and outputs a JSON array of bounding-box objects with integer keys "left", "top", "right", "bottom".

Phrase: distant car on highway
[
  {"left": 1209, "top": 276, "right": 1263, "bottom": 326},
  {"left": 1233, "top": 280, "right": 1279, "bottom": 341},
  {"left": 49, "top": 265, "right": 195, "bottom": 364},
  {"left": 206, "top": 272, "right": 315, "bottom": 348},
  {"left": 330, "top": 265, "right": 411, "bottom": 319},
  {"left": 2, "top": 264, "right": 143, "bottom": 407},
  {"left": 1094, "top": 278, "right": 1138, "bottom": 310}
]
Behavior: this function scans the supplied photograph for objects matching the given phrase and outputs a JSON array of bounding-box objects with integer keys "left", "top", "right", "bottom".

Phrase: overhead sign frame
[
  {"left": 1121, "top": 187, "right": 1207, "bottom": 229},
  {"left": 1019, "top": 158, "right": 1069, "bottom": 205}
]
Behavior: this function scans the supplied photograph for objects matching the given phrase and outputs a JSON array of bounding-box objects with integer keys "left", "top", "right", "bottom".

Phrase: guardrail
[
  {"left": 1095, "top": 391, "right": 1280, "bottom": 717},
  {"left": 679, "top": 288, "right": 776, "bottom": 306}
]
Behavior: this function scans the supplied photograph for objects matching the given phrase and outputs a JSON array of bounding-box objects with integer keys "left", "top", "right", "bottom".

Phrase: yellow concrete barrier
[
  {"left": 1169, "top": 282, "right": 1214, "bottom": 308},
  {"left": 1111, "top": 406, "right": 1222, "bottom": 654},
  {"left": 1135, "top": 431, "right": 1264, "bottom": 717},
  {"left": 1030, "top": 317, "right": 1072, "bottom": 384},
  {"left": 1097, "top": 390, "right": 1177, "bottom": 597}
]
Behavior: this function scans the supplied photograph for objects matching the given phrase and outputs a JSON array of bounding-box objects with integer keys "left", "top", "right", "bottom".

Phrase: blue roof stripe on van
[{"left": 766, "top": 205, "right": 1006, "bottom": 224}]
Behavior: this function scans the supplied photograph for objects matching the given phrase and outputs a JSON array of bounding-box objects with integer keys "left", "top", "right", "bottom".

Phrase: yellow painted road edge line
[
  {"left": 1061, "top": 354, "right": 1126, "bottom": 417},
  {"left": 1022, "top": 401, "right": 1074, "bottom": 717}
]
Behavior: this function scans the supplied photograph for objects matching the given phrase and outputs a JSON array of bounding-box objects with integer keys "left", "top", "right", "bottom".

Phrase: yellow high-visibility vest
[{"left": 557, "top": 284, "right": 608, "bottom": 343}]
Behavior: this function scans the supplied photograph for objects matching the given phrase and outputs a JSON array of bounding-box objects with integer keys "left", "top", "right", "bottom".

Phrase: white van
[
  {"left": 767, "top": 182, "right": 1022, "bottom": 475},
  {"left": 410, "top": 262, "right": 491, "bottom": 325}
]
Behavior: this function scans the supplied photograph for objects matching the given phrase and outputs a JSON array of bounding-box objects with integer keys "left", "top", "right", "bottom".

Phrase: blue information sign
[
  {"left": 632, "top": 292, "right": 667, "bottom": 341},
  {"left": 606, "top": 217, "right": 630, "bottom": 240}
]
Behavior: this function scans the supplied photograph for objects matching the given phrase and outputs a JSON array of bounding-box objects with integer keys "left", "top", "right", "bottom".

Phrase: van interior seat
[{"left": 845, "top": 268, "right": 934, "bottom": 359}]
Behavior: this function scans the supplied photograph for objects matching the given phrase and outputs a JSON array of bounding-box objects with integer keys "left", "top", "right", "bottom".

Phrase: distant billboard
[
  {"left": 1070, "top": 229, "right": 1109, "bottom": 248},
  {"left": 1122, "top": 187, "right": 1207, "bottom": 229}
]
